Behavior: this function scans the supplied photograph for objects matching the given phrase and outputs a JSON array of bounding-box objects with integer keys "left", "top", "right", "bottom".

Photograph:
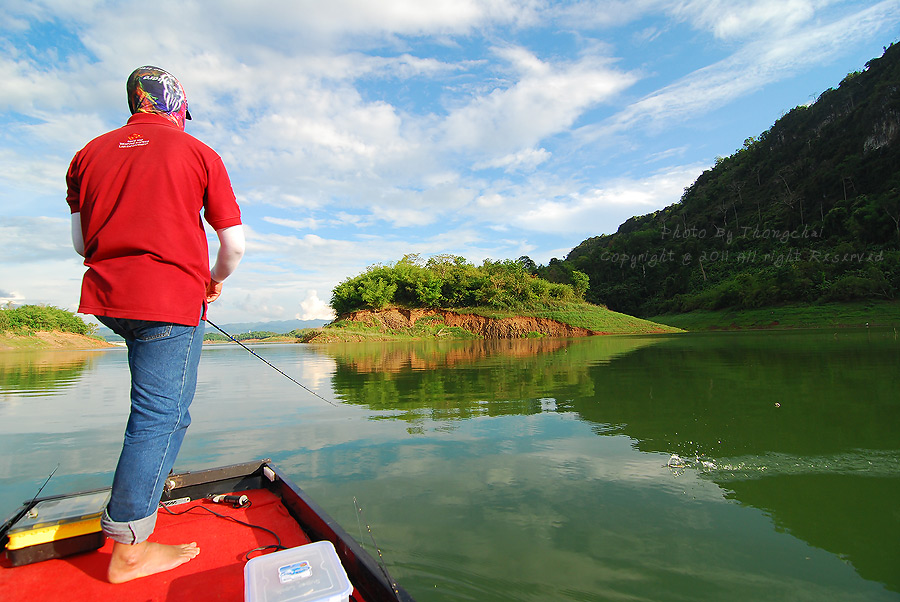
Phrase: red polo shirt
[{"left": 66, "top": 113, "right": 242, "bottom": 326}]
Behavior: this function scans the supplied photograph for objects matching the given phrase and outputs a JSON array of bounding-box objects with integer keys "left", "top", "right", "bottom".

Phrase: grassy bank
[
  {"left": 0, "top": 331, "right": 113, "bottom": 350},
  {"left": 0, "top": 305, "right": 110, "bottom": 350},
  {"left": 648, "top": 300, "right": 900, "bottom": 331},
  {"left": 300, "top": 302, "right": 682, "bottom": 343},
  {"left": 299, "top": 319, "right": 480, "bottom": 343},
  {"left": 452, "top": 303, "right": 682, "bottom": 334}
]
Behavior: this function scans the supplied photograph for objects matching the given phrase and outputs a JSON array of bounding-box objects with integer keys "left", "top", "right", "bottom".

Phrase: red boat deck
[{"left": 1, "top": 488, "right": 366, "bottom": 601}]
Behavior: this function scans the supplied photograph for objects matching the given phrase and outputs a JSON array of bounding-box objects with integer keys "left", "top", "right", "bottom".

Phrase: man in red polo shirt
[{"left": 67, "top": 66, "right": 245, "bottom": 583}]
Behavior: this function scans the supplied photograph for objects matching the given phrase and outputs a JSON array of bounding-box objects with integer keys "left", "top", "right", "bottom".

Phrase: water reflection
[
  {"left": 568, "top": 329, "right": 899, "bottom": 457},
  {"left": 0, "top": 349, "right": 101, "bottom": 398},
  {"left": 581, "top": 329, "right": 899, "bottom": 594},
  {"left": 313, "top": 329, "right": 900, "bottom": 594},
  {"left": 1, "top": 330, "right": 897, "bottom": 600},
  {"left": 318, "top": 336, "right": 652, "bottom": 373},
  {"left": 321, "top": 336, "right": 663, "bottom": 423}
]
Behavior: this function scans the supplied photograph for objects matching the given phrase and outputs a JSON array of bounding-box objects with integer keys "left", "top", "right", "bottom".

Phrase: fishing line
[
  {"left": 354, "top": 496, "right": 403, "bottom": 602},
  {"left": 205, "top": 318, "right": 338, "bottom": 407}
]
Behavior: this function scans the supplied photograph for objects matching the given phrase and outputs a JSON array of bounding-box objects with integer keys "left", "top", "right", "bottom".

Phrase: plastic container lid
[
  {"left": 244, "top": 540, "right": 353, "bottom": 602},
  {"left": 8, "top": 491, "right": 109, "bottom": 534},
  {"left": 6, "top": 490, "right": 109, "bottom": 550}
]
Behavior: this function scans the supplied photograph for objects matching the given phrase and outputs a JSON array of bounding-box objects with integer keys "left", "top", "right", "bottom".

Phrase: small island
[{"left": 297, "top": 255, "right": 681, "bottom": 342}]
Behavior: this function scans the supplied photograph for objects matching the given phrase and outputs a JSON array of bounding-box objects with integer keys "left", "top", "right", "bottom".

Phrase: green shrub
[
  {"left": 0, "top": 305, "right": 95, "bottom": 335},
  {"left": 824, "top": 274, "right": 883, "bottom": 301},
  {"left": 331, "top": 278, "right": 364, "bottom": 315},
  {"left": 359, "top": 275, "right": 397, "bottom": 309},
  {"left": 330, "top": 255, "right": 582, "bottom": 314},
  {"left": 571, "top": 270, "right": 589, "bottom": 299}
]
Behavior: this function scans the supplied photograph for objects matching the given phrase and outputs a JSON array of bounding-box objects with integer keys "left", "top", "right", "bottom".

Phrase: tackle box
[
  {"left": 4, "top": 490, "right": 108, "bottom": 566},
  {"left": 244, "top": 540, "right": 353, "bottom": 602}
]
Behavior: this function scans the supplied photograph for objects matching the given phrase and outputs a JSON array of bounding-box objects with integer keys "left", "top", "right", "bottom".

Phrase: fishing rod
[
  {"left": 0, "top": 464, "right": 61, "bottom": 535},
  {"left": 206, "top": 320, "right": 405, "bottom": 599},
  {"left": 30, "top": 464, "right": 60, "bottom": 504},
  {"left": 204, "top": 318, "right": 338, "bottom": 407}
]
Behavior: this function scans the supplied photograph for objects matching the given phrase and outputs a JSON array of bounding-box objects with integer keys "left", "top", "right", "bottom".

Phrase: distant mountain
[
  {"left": 537, "top": 43, "right": 900, "bottom": 317},
  {"left": 206, "top": 319, "right": 329, "bottom": 335},
  {"left": 97, "top": 318, "right": 328, "bottom": 341}
]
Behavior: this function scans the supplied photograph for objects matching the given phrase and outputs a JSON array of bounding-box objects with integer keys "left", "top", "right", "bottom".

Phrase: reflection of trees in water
[
  {"left": 568, "top": 330, "right": 900, "bottom": 595},
  {"left": 322, "top": 330, "right": 900, "bottom": 591},
  {"left": 565, "top": 330, "right": 899, "bottom": 457},
  {"left": 326, "top": 338, "right": 577, "bottom": 374},
  {"left": 325, "top": 336, "right": 662, "bottom": 423},
  {"left": 0, "top": 351, "right": 97, "bottom": 397},
  {"left": 726, "top": 472, "right": 900, "bottom": 593},
  {"left": 327, "top": 330, "right": 899, "bottom": 592},
  {"left": 669, "top": 449, "right": 900, "bottom": 593}
]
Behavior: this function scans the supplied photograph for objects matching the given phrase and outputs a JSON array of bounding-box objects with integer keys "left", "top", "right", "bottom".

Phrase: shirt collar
[{"left": 126, "top": 112, "right": 183, "bottom": 129}]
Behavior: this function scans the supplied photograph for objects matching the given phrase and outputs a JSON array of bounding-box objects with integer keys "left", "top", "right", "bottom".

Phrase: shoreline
[
  {"left": 4, "top": 300, "right": 899, "bottom": 350},
  {"left": 0, "top": 331, "right": 114, "bottom": 351},
  {"left": 649, "top": 300, "right": 900, "bottom": 331}
]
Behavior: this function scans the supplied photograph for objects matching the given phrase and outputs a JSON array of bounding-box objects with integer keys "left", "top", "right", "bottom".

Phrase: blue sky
[{"left": 2, "top": 0, "right": 899, "bottom": 324}]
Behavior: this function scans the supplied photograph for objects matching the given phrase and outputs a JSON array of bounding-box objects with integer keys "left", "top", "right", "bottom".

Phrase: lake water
[{"left": 1, "top": 328, "right": 898, "bottom": 601}]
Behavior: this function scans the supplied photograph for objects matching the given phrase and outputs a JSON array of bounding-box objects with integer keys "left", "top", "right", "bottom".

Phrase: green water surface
[{"left": 1, "top": 328, "right": 898, "bottom": 601}]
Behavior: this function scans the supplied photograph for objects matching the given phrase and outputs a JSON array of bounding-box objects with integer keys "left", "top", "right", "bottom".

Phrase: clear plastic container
[
  {"left": 6, "top": 490, "right": 109, "bottom": 549},
  {"left": 244, "top": 540, "right": 353, "bottom": 602}
]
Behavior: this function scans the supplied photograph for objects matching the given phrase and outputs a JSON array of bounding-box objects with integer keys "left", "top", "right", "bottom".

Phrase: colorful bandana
[{"left": 126, "top": 66, "right": 192, "bottom": 130}]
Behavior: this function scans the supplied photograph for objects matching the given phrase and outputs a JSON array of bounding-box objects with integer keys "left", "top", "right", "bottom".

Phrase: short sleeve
[
  {"left": 66, "top": 154, "right": 82, "bottom": 214},
  {"left": 203, "top": 156, "right": 241, "bottom": 230}
]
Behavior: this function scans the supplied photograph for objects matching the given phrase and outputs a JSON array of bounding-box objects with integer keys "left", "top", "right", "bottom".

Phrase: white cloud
[
  {"left": 580, "top": 0, "right": 900, "bottom": 142},
  {"left": 369, "top": 203, "right": 438, "bottom": 227},
  {"left": 550, "top": 0, "right": 666, "bottom": 29},
  {"left": 0, "top": 217, "right": 72, "bottom": 262},
  {"left": 510, "top": 164, "right": 706, "bottom": 234},
  {"left": 474, "top": 147, "right": 551, "bottom": 172},
  {"left": 363, "top": 53, "right": 463, "bottom": 79},
  {"left": 443, "top": 46, "right": 638, "bottom": 153},
  {"left": 209, "top": 0, "right": 535, "bottom": 38},
  {"left": 298, "top": 290, "right": 335, "bottom": 321},
  {"left": 263, "top": 216, "right": 324, "bottom": 231},
  {"left": 0, "top": 149, "right": 69, "bottom": 200},
  {"left": 672, "top": 0, "right": 820, "bottom": 40},
  {"left": 0, "top": 289, "right": 26, "bottom": 306},
  {"left": 0, "top": 260, "right": 84, "bottom": 313}
]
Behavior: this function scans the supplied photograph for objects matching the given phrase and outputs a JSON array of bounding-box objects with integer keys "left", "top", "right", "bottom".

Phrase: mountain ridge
[
  {"left": 97, "top": 318, "right": 329, "bottom": 341},
  {"left": 537, "top": 42, "right": 900, "bottom": 317}
]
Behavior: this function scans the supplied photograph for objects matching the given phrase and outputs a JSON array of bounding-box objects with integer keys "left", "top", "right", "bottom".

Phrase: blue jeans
[{"left": 97, "top": 316, "right": 204, "bottom": 544}]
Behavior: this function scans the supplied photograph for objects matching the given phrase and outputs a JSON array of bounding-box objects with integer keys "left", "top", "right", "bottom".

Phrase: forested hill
[{"left": 538, "top": 43, "right": 900, "bottom": 318}]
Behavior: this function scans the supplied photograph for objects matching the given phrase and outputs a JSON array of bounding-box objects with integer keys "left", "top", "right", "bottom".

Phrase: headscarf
[{"left": 126, "top": 66, "right": 192, "bottom": 130}]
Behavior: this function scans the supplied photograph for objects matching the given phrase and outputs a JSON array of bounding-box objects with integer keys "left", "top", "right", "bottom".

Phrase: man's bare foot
[{"left": 108, "top": 540, "right": 200, "bottom": 584}]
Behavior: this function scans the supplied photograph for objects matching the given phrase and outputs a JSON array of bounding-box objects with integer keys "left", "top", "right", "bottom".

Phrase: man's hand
[{"left": 206, "top": 279, "right": 223, "bottom": 303}]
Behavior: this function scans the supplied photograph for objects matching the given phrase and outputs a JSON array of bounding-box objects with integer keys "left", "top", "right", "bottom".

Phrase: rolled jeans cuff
[{"left": 101, "top": 508, "right": 157, "bottom": 545}]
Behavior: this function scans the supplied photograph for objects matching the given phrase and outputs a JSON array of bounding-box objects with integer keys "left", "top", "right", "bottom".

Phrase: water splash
[
  {"left": 665, "top": 453, "right": 717, "bottom": 476},
  {"left": 666, "top": 449, "right": 900, "bottom": 480}
]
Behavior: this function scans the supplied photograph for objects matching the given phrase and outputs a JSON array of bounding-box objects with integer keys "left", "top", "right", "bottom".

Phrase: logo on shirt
[{"left": 119, "top": 132, "right": 149, "bottom": 149}]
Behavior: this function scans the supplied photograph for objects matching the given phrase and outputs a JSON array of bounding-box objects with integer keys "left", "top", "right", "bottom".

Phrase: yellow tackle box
[{"left": 4, "top": 490, "right": 109, "bottom": 566}]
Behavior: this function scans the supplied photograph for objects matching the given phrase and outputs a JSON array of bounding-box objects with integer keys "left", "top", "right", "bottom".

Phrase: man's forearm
[{"left": 210, "top": 225, "right": 245, "bottom": 282}]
